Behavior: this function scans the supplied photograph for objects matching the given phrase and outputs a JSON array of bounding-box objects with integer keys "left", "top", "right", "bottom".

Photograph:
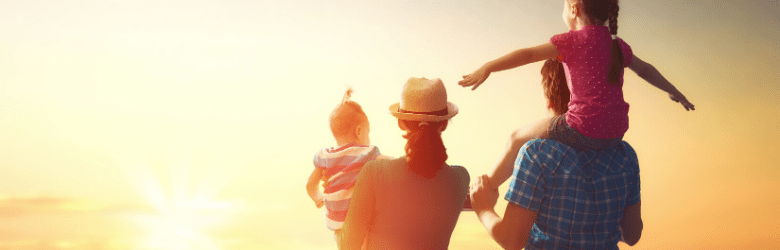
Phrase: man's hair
[{"left": 329, "top": 88, "right": 368, "bottom": 140}]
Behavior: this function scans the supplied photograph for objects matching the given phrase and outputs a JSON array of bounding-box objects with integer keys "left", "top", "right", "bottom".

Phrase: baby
[{"left": 306, "top": 88, "right": 388, "bottom": 245}]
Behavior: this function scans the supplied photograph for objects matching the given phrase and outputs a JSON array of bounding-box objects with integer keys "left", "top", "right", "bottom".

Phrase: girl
[{"left": 459, "top": 0, "right": 694, "bottom": 190}]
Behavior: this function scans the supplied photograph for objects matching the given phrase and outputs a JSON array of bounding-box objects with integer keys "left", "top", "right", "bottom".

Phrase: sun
[{"left": 126, "top": 159, "right": 240, "bottom": 250}]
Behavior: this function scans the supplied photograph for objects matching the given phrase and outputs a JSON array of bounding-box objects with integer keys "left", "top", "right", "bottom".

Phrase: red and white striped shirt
[{"left": 313, "top": 142, "right": 380, "bottom": 231}]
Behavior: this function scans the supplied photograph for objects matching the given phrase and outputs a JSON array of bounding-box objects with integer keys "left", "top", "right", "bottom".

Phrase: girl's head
[
  {"left": 389, "top": 77, "right": 458, "bottom": 178},
  {"left": 329, "top": 88, "right": 370, "bottom": 146},
  {"left": 563, "top": 0, "right": 624, "bottom": 85},
  {"left": 541, "top": 59, "right": 570, "bottom": 116}
]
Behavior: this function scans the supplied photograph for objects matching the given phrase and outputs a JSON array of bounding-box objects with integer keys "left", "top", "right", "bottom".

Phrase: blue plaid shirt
[{"left": 505, "top": 139, "right": 640, "bottom": 250}]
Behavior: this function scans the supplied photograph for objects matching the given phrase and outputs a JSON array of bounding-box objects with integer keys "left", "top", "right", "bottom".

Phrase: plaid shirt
[{"left": 505, "top": 139, "right": 640, "bottom": 250}]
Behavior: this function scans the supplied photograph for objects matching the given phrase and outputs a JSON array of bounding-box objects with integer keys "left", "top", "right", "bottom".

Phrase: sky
[{"left": 1, "top": 0, "right": 778, "bottom": 249}]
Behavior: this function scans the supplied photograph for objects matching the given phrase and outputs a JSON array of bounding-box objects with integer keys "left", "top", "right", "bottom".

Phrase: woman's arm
[
  {"left": 471, "top": 175, "right": 537, "bottom": 249},
  {"left": 628, "top": 55, "right": 695, "bottom": 111},
  {"left": 306, "top": 168, "right": 324, "bottom": 208},
  {"left": 459, "top": 43, "right": 560, "bottom": 90},
  {"left": 339, "top": 164, "right": 376, "bottom": 250},
  {"left": 619, "top": 201, "right": 643, "bottom": 246}
]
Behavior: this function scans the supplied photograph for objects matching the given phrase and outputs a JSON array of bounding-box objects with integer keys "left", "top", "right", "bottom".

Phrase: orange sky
[{"left": 1, "top": 0, "right": 778, "bottom": 249}]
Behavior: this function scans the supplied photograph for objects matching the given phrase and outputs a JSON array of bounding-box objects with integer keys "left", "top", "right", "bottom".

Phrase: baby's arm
[
  {"left": 628, "top": 55, "right": 695, "bottom": 111},
  {"left": 459, "top": 43, "right": 559, "bottom": 90},
  {"left": 306, "top": 168, "right": 324, "bottom": 208}
]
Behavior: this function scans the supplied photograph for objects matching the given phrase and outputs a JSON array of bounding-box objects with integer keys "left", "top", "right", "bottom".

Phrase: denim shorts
[{"left": 547, "top": 114, "right": 623, "bottom": 151}]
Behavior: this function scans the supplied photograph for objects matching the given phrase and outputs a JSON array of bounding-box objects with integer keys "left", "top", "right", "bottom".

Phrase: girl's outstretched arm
[
  {"left": 628, "top": 55, "right": 695, "bottom": 111},
  {"left": 459, "top": 43, "right": 560, "bottom": 90}
]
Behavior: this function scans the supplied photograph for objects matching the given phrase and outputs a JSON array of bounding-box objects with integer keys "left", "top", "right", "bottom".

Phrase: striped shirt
[
  {"left": 313, "top": 142, "right": 381, "bottom": 231},
  {"left": 505, "top": 139, "right": 640, "bottom": 250}
]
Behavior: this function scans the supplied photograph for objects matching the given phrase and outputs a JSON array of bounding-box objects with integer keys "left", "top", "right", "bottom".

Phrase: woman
[
  {"left": 470, "top": 59, "right": 643, "bottom": 249},
  {"left": 338, "top": 77, "right": 470, "bottom": 250}
]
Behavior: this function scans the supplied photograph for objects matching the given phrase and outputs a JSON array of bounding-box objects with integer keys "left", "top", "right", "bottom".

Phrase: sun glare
[{"left": 127, "top": 159, "right": 240, "bottom": 250}]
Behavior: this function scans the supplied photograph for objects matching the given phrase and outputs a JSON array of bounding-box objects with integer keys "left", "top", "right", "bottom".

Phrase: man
[{"left": 470, "top": 139, "right": 643, "bottom": 250}]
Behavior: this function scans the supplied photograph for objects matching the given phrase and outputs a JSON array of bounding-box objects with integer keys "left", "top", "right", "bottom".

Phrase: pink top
[{"left": 550, "top": 25, "right": 633, "bottom": 139}]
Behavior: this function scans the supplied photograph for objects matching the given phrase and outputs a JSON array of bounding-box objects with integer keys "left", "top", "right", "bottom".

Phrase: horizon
[{"left": 1, "top": 0, "right": 778, "bottom": 249}]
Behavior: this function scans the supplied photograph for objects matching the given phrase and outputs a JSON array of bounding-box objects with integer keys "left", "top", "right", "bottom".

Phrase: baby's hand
[
  {"left": 458, "top": 66, "right": 491, "bottom": 90},
  {"left": 313, "top": 193, "right": 324, "bottom": 208},
  {"left": 669, "top": 92, "right": 695, "bottom": 111}
]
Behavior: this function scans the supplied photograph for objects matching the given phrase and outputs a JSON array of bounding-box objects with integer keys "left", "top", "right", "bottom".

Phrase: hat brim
[{"left": 389, "top": 102, "right": 458, "bottom": 122}]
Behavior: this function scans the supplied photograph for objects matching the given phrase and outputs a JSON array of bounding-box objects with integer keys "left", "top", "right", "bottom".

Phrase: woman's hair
[
  {"left": 541, "top": 58, "right": 570, "bottom": 115},
  {"left": 401, "top": 120, "right": 448, "bottom": 178},
  {"left": 572, "top": 0, "right": 623, "bottom": 86},
  {"left": 329, "top": 88, "right": 368, "bottom": 140}
]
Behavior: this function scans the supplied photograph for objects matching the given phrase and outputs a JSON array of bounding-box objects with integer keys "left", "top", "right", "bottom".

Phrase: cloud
[{"left": 0, "top": 196, "right": 105, "bottom": 218}]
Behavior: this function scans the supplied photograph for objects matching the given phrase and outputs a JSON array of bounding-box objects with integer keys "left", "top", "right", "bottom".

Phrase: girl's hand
[
  {"left": 669, "top": 91, "right": 695, "bottom": 111},
  {"left": 459, "top": 66, "right": 491, "bottom": 90},
  {"left": 469, "top": 175, "right": 499, "bottom": 212}
]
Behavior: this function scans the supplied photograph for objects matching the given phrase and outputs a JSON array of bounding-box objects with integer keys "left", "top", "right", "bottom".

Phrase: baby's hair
[
  {"left": 569, "top": 0, "right": 624, "bottom": 86},
  {"left": 541, "top": 58, "right": 570, "bottom": 116},
  {"left": 329, "top": 88, "right": 368, "bottom": 140}
]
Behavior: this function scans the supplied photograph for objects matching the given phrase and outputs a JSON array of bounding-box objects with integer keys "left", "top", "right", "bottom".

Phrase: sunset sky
[{"left": 1, "top": 0, "right": 778, "bottom": 249}]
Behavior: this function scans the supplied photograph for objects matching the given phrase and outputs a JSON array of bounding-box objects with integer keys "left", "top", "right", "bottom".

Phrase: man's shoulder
[{"left": 523, "top": 139, "right": 638, "bottom": 169}]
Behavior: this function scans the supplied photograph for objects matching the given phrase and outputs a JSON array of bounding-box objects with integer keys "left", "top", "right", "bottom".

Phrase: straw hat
[{"left": 389, "top": 77, "right": 458, "bottom": 122}]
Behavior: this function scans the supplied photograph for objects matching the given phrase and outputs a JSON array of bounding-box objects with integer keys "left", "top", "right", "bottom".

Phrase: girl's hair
[
  {"left": 401, "top": 120, "right": 448, "bottom": 178},
  {"left": 541, "top": 58, "right": 570, "bottom": 115},
  {"left": 574, "top": 0, "right": 623, "bottom": 85},
  {"left": 329, "top": 88, "right": 368, "bottom": 139}
]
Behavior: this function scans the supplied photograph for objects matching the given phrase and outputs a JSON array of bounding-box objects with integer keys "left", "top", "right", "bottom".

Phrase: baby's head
[{"left": 329, "top": 88, "right": 370, "bottom": 146}]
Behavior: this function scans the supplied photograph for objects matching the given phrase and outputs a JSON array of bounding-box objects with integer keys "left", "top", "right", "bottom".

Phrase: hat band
[{"left": 399, "top": 107, "right": 448, "bottom": 116}]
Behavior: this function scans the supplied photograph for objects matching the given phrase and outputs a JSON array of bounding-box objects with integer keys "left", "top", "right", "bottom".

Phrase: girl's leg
[{"left": 486, "top": 116, "right": 553, "bottom": 190}]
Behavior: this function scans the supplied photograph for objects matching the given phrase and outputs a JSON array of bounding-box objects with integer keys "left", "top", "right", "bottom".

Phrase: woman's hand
[
  {"left": 459, "top": 66, "right": 491, "bottom": 90},
  {"left": 470, "top": 174, "right": 499, "bottom": 213},
  {"left": 668, "top": 91, "right": 695, "bottom": 111}
]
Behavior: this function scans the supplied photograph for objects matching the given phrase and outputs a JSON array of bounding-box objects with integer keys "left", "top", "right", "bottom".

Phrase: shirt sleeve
[
  {"left": 617, "top": 38, "right": 633, "bottom": 68},
  {"left": 505, "top": 141, "right": 547, "bottom": 212},
  {"left": 313, "top": 150, "right": 325, "bottom": 169},
  {"left": 339, "top": 160, "right": 377, "bottom": 250},
  {"left": 620, "top": 141, "right": 641, "bottom": 206},
  {"left": 550, "top": 31, "right": 574, "bottom": 63}
]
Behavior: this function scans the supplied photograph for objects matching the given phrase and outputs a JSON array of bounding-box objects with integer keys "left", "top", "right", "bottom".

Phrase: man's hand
[{"left": 470, "top": 174, "right": 499, "bottom": 213}]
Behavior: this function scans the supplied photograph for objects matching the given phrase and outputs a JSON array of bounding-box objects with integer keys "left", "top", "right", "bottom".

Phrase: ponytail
[
  {"left": 402, "top": 120, "right": 447, "bottom": 178},
  {"left": 607, "top": 0, "right": 624, "bottom": 86},
  {"left": 541, "top": 59, "right": 570, "bottom": 115}
]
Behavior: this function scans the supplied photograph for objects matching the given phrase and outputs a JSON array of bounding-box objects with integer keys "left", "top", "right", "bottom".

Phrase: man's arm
[
  {"left": 306, "top": 168, "right": 324, "bottom": 208},
  {"left": 471, "top": 175, "right": 538, "bottom": 250},
  {"left": 619, "top": 201, "right": 643, "bottom": 246}
]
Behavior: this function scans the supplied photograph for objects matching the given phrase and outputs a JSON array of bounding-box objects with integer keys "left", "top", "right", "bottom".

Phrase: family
[{"left": 306, "top": 0, "right": 694, "bottom": 249}]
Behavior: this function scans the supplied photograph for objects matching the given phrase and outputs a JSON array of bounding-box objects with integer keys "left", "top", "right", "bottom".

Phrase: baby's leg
[{"left": 486, "top": 116, "right": 553, "bottom": 189}]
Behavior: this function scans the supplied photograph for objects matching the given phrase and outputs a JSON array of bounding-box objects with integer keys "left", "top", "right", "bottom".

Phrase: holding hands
[{"left": 469, "top": 174, "right": 499, "bottom": 213}]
